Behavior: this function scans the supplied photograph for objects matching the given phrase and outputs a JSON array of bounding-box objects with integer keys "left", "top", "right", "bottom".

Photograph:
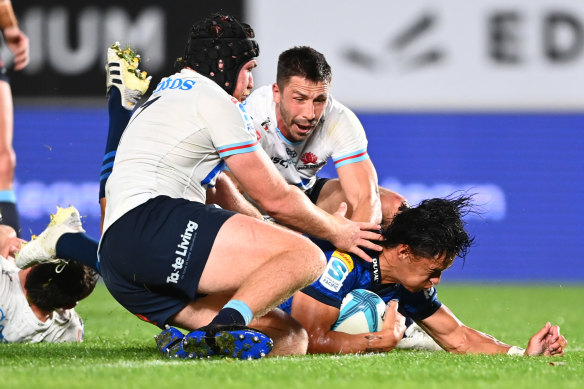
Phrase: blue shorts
[{"left": 99, "top": 196, "right": 235, "bottom": 328}]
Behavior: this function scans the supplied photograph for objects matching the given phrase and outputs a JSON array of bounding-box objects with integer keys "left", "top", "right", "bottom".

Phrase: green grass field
[{"left": 1, "top": 283, "right": 582, "bottom": 389}]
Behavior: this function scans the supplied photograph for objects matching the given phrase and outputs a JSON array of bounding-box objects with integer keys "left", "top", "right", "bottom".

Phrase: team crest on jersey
[
  {"left": 301, "top": 152, "right": 318, "bottom": 164},
  {"left": 319, "top": 251, "right": 354, "bottom": 292}
]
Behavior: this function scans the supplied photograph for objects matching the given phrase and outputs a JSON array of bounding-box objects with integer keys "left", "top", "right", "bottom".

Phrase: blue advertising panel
[{"left": 13, "top": 108, "right": 584, "bottom": 282}]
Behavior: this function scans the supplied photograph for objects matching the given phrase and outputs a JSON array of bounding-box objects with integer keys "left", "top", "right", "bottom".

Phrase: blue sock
[
  {"left": 56, "top": 232, "right": 100, "bottom": 273},
  {"left": 0, "top": 191, "right": 21, "bottom": 237},
  {"left": 99, "top": 88, "right": 133, "bottom": 199},
  {"left": 210, "top": 300, "right": 253, "bottom": 326}
]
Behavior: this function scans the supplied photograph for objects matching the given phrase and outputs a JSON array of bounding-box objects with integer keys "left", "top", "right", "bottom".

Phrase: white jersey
[
  {"left": 0, "top": 256, "right": 84, "bottom": 343},
  {"left": 103, "top": 69, "right": 260, "bottom": 233},
  {"left": 243, "top": 85, "right": 369, "bottom": 190}
]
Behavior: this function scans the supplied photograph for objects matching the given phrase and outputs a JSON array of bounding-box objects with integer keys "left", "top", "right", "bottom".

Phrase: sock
[
  {"left": 0, "top": 193, "right": 21, "bottom": 237},
  {"left": 99, "top": 87, "right": 133, "bottom": 199},
  {"left": 210, "top": 300, "right": 253, "bottom": 326},
  {"left": 56, "top": 232, "right": 100, "bottom": 273}
]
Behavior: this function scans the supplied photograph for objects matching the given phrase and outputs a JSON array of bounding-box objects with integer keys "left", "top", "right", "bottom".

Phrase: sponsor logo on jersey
[
  {"left": 371, "top": 256, "right": 381, "bottom": 284},
  {"left": 261, "top": 118, "right": 271, "bottom": 132},
  {"left": 167, "top": 220, "right": 198, "bottom": 284},
  {"left": 285, "top": 148, "right": 297, "bottom": 158},
  {"left": 297, "top": 161, "right": 326, "bottom": 170},
  {"left": 319, "top": 251, "right": 353, "bottom": 292},
  {"left": 231, "top": 98, "right": 256, "bottom": 134},
  {"left": 331, "top": 250, "right": 354, "bottom": 271},
  {"left": 152, "top": 77, "right": 195, "bottom": 93},
  {"left": 271, "top": 156, "right": 291, "bottom": 168}
]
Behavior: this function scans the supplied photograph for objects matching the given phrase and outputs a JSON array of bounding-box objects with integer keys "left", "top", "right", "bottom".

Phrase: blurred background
[{"left": 7, "top": 0, "right": 583, "bottom": 282}]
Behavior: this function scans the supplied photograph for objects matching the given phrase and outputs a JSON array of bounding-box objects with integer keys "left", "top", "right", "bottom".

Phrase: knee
[
  {"left": 258, "top": 310, "right": 309, "bottom": 356},
  {"left": 380, "top": 189, "right": 407, "bottom": 221},
  {"left": 295, "top": 237, "right": 327, "bottom": 281}
]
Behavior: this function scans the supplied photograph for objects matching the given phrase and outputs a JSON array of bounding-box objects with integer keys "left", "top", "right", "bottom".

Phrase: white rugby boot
[
  {"left": 15, "top": 206, "right": 85, "bottom": 269},
  {"left": 396, "top": 322, "right": 443, "bottom": 352},
  {"left": 106, "top": 41, "right": 151, "bottom": 110}
]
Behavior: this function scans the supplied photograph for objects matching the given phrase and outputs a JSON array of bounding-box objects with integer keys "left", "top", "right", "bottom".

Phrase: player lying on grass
[
  {"left": 0, "top": 224, "right": 98, "bottom": 342},
  {"left": 276, "top": 195, "right": 567, "bottom": 356}
]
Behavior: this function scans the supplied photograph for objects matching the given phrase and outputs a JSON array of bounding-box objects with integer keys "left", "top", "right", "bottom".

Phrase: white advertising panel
[{"left": 246, "top": 0, "right": 584, "bottom": 110}]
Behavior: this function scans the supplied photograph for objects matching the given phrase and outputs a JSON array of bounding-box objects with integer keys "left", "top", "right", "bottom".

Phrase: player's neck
[
  {"left": 274, "top": 105, "right": 293, "bottom": 141},
  {"left": 379, "top": 250, "right": 400, "bottom": 284},
  {"left": 18, "top": 269, "right": 52, "bottom": 322}
]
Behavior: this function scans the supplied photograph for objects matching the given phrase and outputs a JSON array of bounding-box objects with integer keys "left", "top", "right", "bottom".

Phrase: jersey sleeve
[
  {"left": 301, "top": 250, "right": 361, "bottom": 309},
  {"left": 397, "top": 286, "right": 442, "bottom": 321},
  {"left": 327, "top": 100, "right": 369, "bottom": 169},
  {"left": 200, "top": 92, "right": 260, "bottom": 158}
]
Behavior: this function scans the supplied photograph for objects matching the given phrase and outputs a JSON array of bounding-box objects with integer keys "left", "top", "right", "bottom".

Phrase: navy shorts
[
  {"left": 304, "top": 177, "right": 330, "bottom": 204},
  {"left": 0, "top": 58, "right": 8, "bottom": 83},
  {"left": 99, "top": 196, "right": 236, "bottom": 328}
]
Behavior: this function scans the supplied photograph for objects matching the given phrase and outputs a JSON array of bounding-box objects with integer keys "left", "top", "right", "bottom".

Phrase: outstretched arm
[
  {"left": 291, "top": 292, "right": 406, "bottom": 354},
  {"left": 419, "top": 305, "right": 567, "bottom": 356}
]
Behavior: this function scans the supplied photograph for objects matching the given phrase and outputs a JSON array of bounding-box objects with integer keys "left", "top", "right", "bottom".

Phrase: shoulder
[
  {"left": 244, "top": 85, "right": 274, "bottom": 116},
  {"left": 323, "top": 95, "right": 364, "bottom": 130}
]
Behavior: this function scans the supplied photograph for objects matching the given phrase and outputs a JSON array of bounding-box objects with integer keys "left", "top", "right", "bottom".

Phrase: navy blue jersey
[{"left": 280, "top": 248, "right": 442, "bottom": 322}]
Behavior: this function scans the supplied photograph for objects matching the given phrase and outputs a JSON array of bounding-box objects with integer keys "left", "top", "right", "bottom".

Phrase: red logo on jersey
[
  {"left": 301, "top": 152, "right": 318, "bottom": 164},
  {"left": 256, "top": 130, "right": 262, "bottom": 141}
]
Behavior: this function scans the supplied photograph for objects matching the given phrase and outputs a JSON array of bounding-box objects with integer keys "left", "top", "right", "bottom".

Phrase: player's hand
[
  {"left": 525, "top": 322, "right": 568, "bottom": 356},
  {"left": 381, "top": 300, "right": 406, "bottom": 341},
  {"left": 330, "top": 202, "right": 383, "bottom": 262},
  {"left": 2, "top": 26, "right": 29, "bottom": 71}
]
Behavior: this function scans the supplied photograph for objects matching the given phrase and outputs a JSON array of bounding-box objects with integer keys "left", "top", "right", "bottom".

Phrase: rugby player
[
  {"left": 278, "top": 196, "right": 567, "bottom": 356},
  {"left": 16, "top": 14, "right": 382, "bottom": 360},
  {"left": 241, "top": 46, "right": 406, "bottom": 224},
  {"left": 0, "top": 224, "right": 98, "bottom": 343},
  {"left": 0, "top": 0, "right": 29, "bottom": 236}
]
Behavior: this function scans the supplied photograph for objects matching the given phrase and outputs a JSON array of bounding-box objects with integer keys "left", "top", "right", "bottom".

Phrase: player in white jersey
[
  {"left": 243, "top": 46, "right": 405, "bottom": 224},
  {"left": 0, "top": 225, "right": 97, "bottom": 343},
  {"left": 18, "top": 14, "right": 383, "bottom": 360}
]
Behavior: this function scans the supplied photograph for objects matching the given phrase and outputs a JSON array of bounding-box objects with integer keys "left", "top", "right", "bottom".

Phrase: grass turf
[{"left": 1, "top": 283, "right": 582, "bottom": 388}]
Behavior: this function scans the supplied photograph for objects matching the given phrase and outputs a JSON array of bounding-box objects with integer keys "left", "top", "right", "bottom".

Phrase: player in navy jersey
[{"left": 280, "top": 195, "right": 567, "bottom": 356}]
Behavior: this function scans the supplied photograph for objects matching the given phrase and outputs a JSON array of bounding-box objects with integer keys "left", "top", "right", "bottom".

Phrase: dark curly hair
[
  {"left": 277, "top": 46, "right": 332, "bottom": 88},
  {"left": 381, "top": 195, "right": 475, "bottom": 264},
  {"left": 24, "top": 260, "right": 99, "bottom": 312}
]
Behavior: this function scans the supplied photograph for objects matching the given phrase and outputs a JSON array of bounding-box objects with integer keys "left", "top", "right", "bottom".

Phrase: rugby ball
[{"left": 332, "top": 289, "right": 385, "bottom": 334}]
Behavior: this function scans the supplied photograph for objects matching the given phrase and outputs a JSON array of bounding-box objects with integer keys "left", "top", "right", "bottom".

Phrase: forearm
[
  {"left": 207, "top": 173, "right": 263, "bottom": 219},
  {"left": 307, "top": 330, "right": 401, "bottom": 354},
  {"left": 441, "top": 325, "right": 513, "bottom": 355},
  {"left": 0, "top": 0, "right": 17, "bottom": 31},
  {"left": 348, "top": 193, "right": 382, "bottom": 224},
  {"left": 261, "top": 185, "right": 339, "bottom": 241}
]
